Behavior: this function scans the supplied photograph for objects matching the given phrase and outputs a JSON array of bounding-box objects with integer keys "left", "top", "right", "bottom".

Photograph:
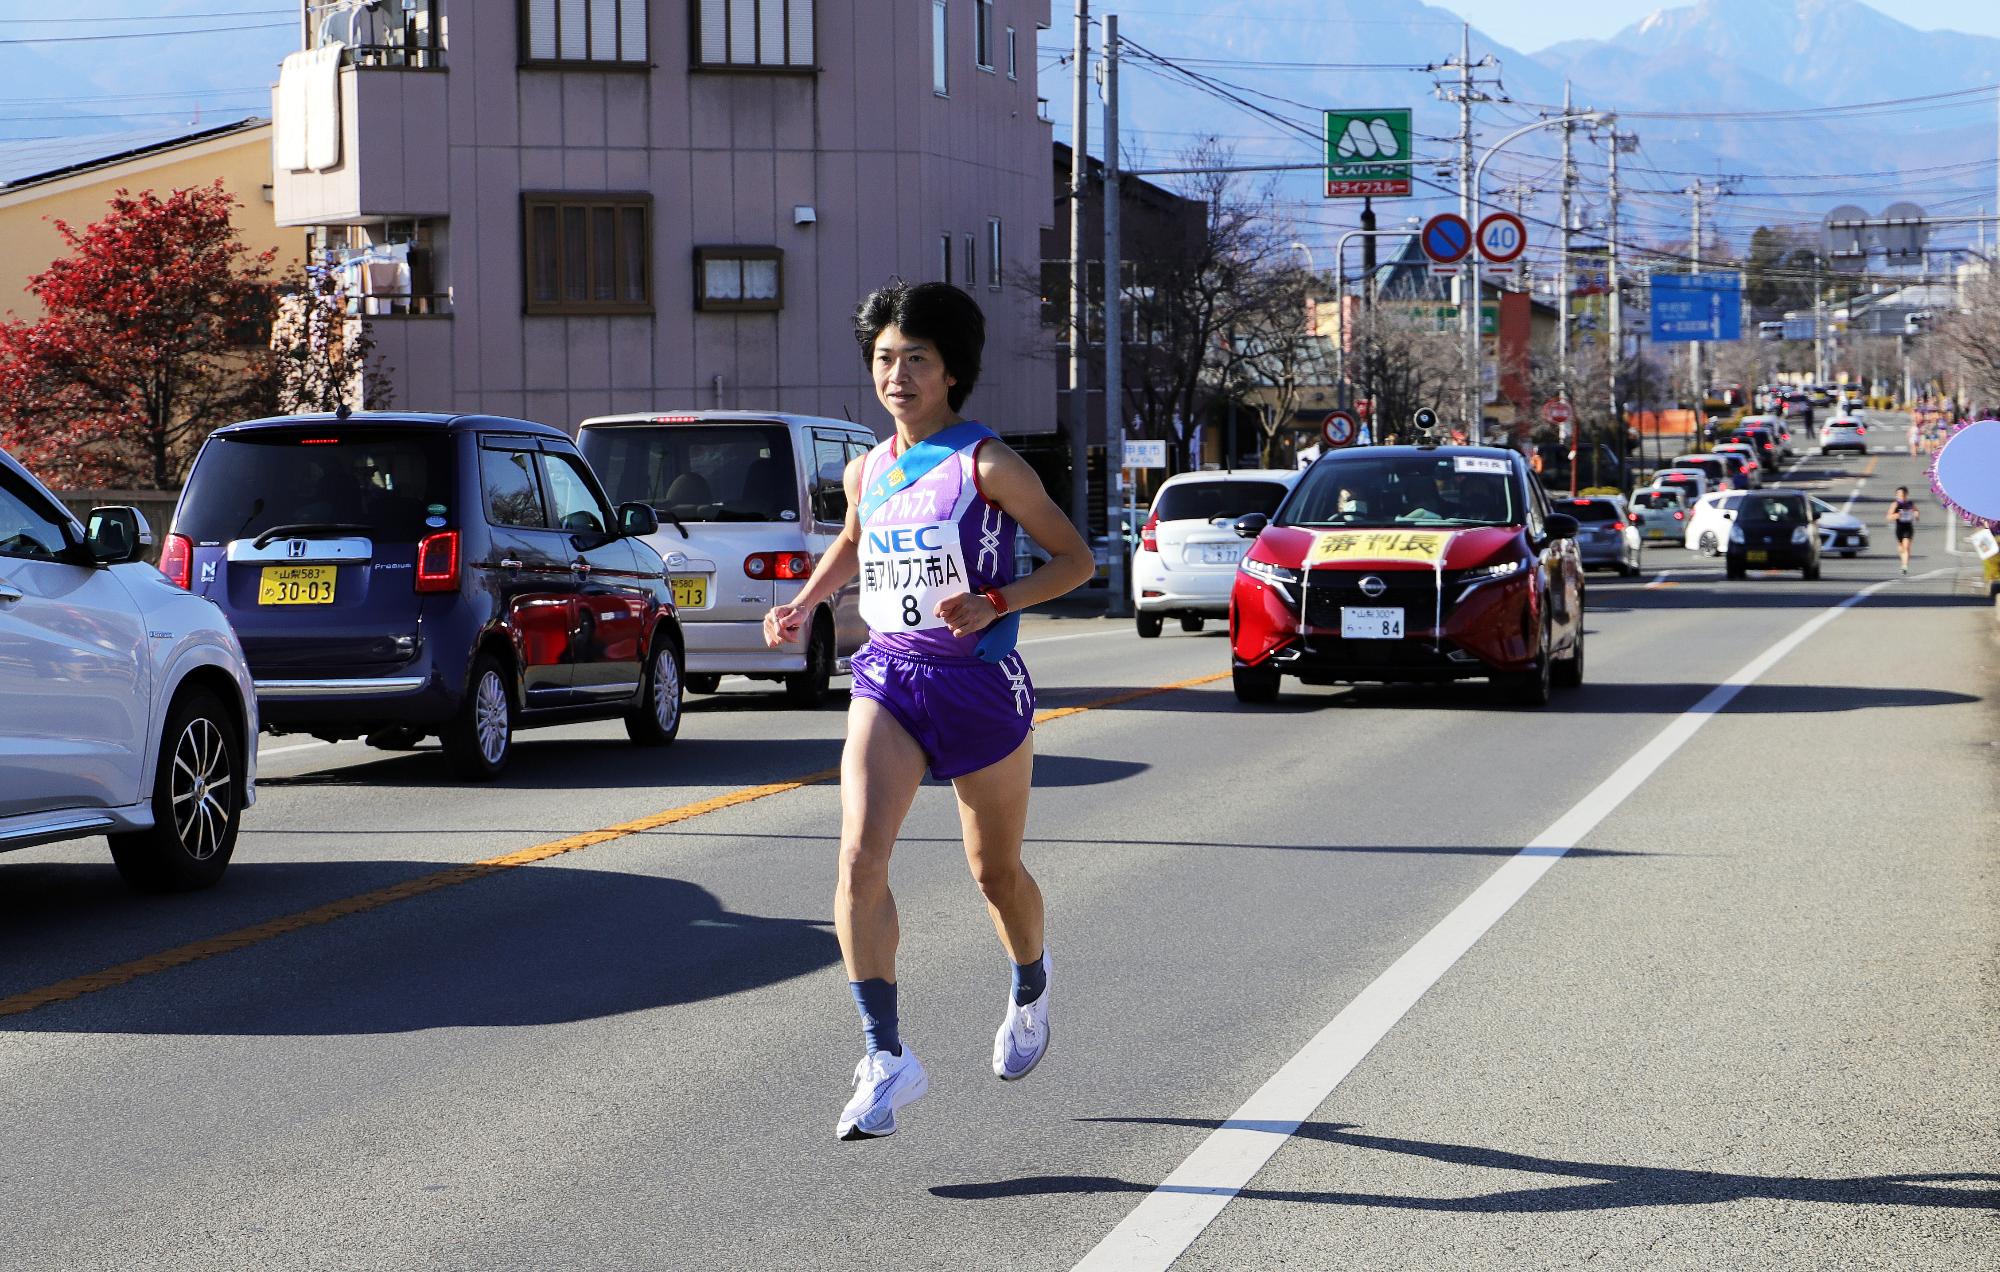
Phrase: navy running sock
[
  {"left": 850, "top": 978, "right": 901, "bottom": 1056},
  {"left": 1012, "top": 953, "right": 1048, "bottom": 1006}
]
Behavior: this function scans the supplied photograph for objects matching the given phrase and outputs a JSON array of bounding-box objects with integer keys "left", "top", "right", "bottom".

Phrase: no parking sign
[{"left": 1321, "top": 409, "right": 1358, "bottom": 448}]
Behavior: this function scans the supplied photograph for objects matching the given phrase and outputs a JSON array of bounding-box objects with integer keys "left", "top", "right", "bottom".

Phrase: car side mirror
[
  {"left": 1233, "top": 512, "right": 1268, "bottom": 540},
  {"left": 812, "top": 487, "right": 848, "bottom": 524},
  {"left": 618, "top": 501, "right": 659, "bottom": 537},
  {"left": 86, "top": 505, "right": 152, "bottom": 565},
  {"left": 1543, "top": 512, "right": 1579, "bottom": 541}
]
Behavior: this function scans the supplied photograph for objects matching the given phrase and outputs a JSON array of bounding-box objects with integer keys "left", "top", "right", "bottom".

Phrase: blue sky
[{"left": 1454, "top": 0, "right": 2000, "bottom": 48}]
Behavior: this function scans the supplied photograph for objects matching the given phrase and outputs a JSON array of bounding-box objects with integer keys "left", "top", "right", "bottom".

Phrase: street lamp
[{"left": 1464, "top": 111, "right": 1613, "bottom": 444}]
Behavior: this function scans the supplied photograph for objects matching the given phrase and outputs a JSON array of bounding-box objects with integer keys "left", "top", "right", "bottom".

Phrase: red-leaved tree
[{"left": 0, "top": 181, "right": 277, "bottom": 488}]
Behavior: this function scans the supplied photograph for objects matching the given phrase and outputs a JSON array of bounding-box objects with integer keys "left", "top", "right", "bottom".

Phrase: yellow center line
[{"left": 0, "top": 670, "right": 1231, "bottom": 1020}]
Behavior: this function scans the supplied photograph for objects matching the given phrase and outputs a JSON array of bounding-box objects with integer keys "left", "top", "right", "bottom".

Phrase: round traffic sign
[
  {"left": 1476, "top": 211, "right": 1527, "bottom": 264},
  {"left": 1541, "top": 398, "right": 1573, "bottom": 426},
  {"left": 1420, "top": 213, "right": 1472, "bottom": 265},
  {"left": 1321, "top": 409, "right": 1357, "bottom": 448}
]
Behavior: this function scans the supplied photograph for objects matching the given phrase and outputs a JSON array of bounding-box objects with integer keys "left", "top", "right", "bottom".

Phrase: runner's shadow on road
[
  {"left": 0, "top": 863, "right": 839, "bottom": 1036},
  {"left": 932, "top": 1118, "right": 1997, "bottom": 1213}
]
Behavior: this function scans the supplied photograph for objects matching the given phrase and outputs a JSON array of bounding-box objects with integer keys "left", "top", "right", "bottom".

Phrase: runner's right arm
[{"left": 764, "top": 453, "right": 868, "bottom": 648}]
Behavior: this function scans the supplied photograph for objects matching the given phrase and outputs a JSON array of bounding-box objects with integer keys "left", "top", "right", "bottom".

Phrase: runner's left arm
[
  {"left": 934, "top": 441, "right": 1095, "bottom": 637},
  {"left": 763, "top": 454, "right": 867, "bottom": 648}
]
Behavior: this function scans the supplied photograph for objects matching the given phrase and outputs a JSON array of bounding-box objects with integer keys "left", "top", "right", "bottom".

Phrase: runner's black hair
[{"left": 854, "top": 280, "right": 985, "bottom": 412}]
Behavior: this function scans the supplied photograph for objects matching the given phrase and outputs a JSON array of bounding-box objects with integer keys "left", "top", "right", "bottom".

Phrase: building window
[
  {"left": 694, "top": 0, "right": 816, "bottom": 69},
  {"left": 987, "top": 217, "right": 1003, "bottom": 290},
  {"left": 523, "top": 0, "right": 649, "bottom": 66},
  {"left": 1006, "top": 26, "right": 1016, "bottom": 79},
  {"left": 963, "top": 234, "right": 975, "bottom": 290},
  {"left": 695, "top": 247, "right": 783, "bottom": 312},
  {"left": 932, "top": 1, "right": 948, "bottom": 95},
  {"left": 523, "top": 194, "right": 652, "bottom": 314},
  {"left": 975, "top": 1, "right": 993, "bottom": 70},
  {"left": 939, "top": 233, "right": 953, "bottom": 285}
]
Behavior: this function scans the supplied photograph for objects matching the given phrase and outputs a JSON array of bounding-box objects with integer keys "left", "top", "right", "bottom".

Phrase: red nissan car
[{"left": 1228, "top": 445, "right": 1585, "bottom": 705}]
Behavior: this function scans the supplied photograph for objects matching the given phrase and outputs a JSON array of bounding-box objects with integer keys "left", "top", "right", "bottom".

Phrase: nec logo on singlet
[{"left": 867, "top": 526, "right": 949, "bottom": 554}]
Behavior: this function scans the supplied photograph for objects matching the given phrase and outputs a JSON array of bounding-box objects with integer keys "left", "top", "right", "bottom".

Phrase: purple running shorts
[{"left": 849, "top": 643, "right": 1036, "bottom": 779}]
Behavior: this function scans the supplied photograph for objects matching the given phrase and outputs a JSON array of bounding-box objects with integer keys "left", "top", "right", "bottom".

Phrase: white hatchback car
[
  {"left": 579, "top": 410, "right": 878, "bottom": 705},
  {"left": 1684, "top": 490, "right": 1744, "bottom": 556},
  {"left": 1133, "top": 469, "right": 1300, "bottom": 637},
  {"left": 1820, "top": 416, "right": 1869, "bottom": 455},
  {"left": 0, "top": 447, "right": 256, "bottom": 891}
]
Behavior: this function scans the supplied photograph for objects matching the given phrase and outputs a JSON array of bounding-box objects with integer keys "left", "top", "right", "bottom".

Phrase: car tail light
[
  {"left": 415, "top": 530, "right": 460, "bottom": 593},
  {"left": 745, "top": 551, "right": 813, "bottom": 580},
  {"left": 1856, "top": 425, "right": 1866, "bottom": 434},
  {"left": 1612, "top": 520, "right": 1628, "bottom": 531},
  {"left": 651, "top": 414, "right": 700, "bottom": 423},
  {"left": 1140, "top": 513, "right": 1159, "bottom": 553},
  {"left": 1673, "top": 511, "right": 1685, "bottom": 520},
  {"left": 159, "top": 532, "right": 192, "bottom": 589}
]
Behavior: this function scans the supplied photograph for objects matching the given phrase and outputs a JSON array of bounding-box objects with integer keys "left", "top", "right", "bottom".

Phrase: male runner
[
  {"left": 1887, "top": 485, "right": 1919, "bottom": 574},
  {"left": 763, "top": 282, "right": 1093, "bottom": 1141}
]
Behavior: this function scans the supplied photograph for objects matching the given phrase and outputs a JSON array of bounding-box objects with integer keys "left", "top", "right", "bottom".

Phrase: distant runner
[
  {"left": 1887, "top": 485, "right": 1920, "bottom": 574},
  {"left": 763, "top": 281, "right": 1093, "bottom": 1141}
]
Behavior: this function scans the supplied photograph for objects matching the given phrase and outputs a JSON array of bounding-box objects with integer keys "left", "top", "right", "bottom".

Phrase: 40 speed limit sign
[{"left": 1477, "top": 211, "right": 1527, "bottom": 264}]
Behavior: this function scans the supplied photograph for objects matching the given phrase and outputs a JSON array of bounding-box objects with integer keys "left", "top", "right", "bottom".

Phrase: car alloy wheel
[
  {"left": 474, "top": 669, "right": 509, "bottom": 765},
  {"left": 628, "top": 634, "right": 684, "bottom": 746},
  {"left": 169, "top": 716, "right": 232, "bottom": 862},
  {"left": 444, "top": 653, "right": 515, "bottom": 780}
]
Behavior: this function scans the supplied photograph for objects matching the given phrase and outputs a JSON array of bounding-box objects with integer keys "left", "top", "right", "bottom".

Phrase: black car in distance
[{"left": 1725, "top": 489, "right": 1821, "bottom": 580}]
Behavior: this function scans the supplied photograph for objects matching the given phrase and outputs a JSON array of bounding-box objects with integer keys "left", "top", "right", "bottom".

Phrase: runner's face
[{"left": 872, "top": 325, "right": 957, "bottom": 429}]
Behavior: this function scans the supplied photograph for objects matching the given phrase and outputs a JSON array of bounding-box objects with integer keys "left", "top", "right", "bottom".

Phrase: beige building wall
[{"left": 0, "top": 124, "right": 305, "bottom": 321}]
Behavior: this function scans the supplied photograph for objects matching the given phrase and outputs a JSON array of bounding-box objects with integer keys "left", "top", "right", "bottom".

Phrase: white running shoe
[
  {"left": 836, "top": 1047, "right": 928, "bottom": 1141},
  {"left": 992, "top": 953, "right": 1051, "bottom": 1081}
]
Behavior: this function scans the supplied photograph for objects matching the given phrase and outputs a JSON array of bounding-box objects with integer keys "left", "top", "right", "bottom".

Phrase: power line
[
  {"left": 0, "top": 8, "right": 288, "bottom": 22},
  {"left": 0, "top": 21, "right": 290, "bottom": 45}
]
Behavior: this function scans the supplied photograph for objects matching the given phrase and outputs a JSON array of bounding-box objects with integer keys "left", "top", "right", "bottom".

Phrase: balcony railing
[{"left": 309, "top": 1, "right": 442, "bottom": 70}]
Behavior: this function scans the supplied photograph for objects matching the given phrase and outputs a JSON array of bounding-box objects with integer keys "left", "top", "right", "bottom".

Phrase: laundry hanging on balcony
[{"left": 276, "top": 42, "right": 345, "bottom": 173}]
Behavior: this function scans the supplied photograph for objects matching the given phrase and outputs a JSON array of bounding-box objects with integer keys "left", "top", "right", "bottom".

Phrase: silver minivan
[{"left": 578, "top": 410, "right": 876, "bottom": 706}]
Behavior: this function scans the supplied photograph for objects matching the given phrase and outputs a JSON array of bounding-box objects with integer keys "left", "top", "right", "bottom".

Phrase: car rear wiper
[
  {"left": 251, "top": 522, "right": 373, "bottom": 548},
  {"left": 652, "top": 507, "right": 690, "bottom": 538}
]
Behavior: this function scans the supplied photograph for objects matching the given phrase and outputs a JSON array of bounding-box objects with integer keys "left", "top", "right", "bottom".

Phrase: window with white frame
[
  {"left": 932, "top": 1, "right": 948, "bottom": 95},
  {"left": 975, "top": 0, "right": 994, "bottom": 70},
  {"left": 987, "top": 217, "right": 1003, "bottom": 290},
  {"left": 693, "top": 0, "right": 816, "bottom": 69},
  {"left": 1006, "top": 26, "right": 1016, "bottom": 79},
  {"left": 523, "top": 0, "right": 648, "bottom": 66}
]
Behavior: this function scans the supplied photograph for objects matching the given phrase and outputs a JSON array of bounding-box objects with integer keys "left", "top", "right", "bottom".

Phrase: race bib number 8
[{"left": 860, "top": 521, "right": 968, "bottom": 632}]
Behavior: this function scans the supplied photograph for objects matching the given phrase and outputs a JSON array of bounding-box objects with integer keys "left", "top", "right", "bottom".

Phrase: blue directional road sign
[{"left": 1650, "top": 272, "right": 1743, "bottom": 343}]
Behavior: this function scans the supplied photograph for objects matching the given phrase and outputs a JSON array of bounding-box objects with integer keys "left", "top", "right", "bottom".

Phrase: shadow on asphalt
[
  {"left": 257, "top": 734, "right": 847, "bottom": 791},
  {"left": 636, "top": 829, "right": 1649, "bottom": 859},
  {"left": 0, "top": 862, "right": 838, "bottom": 1035},
  {"left": 933, "top": 1118, "right": 1998, "bottom": 1212}
]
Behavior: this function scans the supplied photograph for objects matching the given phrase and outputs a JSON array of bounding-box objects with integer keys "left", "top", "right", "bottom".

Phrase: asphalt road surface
[{"left": 3, "top": 441, "right": 1994, "bottom": 1271}]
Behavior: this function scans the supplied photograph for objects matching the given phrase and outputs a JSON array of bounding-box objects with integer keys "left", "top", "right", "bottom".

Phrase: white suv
[
  {"left": 1133, "top": 469, "right": 1300, "bottom": 637},
  {"left": 1820, "top": 416, "right": 1868, "bottom": 455},
  {"left": 579, "top": 410, "right": 878, "bottom": 705},
  {"left": 0, "top": 447, "right": 256, "bottom": 890}
]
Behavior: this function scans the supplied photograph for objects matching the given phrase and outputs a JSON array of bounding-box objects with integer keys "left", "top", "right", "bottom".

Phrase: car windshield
[
  {"left": 1563, "top": 499, "right": 1619, "bottom": 521},
  {"left": 580, "top": 424, "right": 797, "bottom": 523},
  {"left": 177, "top": 427, "right": 454, "bottom": 544},
  {"left": 1743, "top": 494, "right": 1807, "bottom": 523},
  {"left": 1282, "top": 452, "right": 1519, "bottom": 528},
  {"left": 1152, "top": 479, "right": 1289, "bottom": 523}
]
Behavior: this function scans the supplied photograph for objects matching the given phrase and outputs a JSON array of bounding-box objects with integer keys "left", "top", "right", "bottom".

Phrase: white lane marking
[
  {"left": 257, "top": 739, "right": 344, "bottom": 758},
  {"left": 1072, "top": 567, "right": 1951, "bottom": 1272},
  {"left": 1644, "top": 570, "right": 1674, "bottom": 589},
  {"left": 1020, "top": 628, "right": 1135, "bottom": 646},
  {"left": 1841, "top": 480, "right": 1866, "bottom": 515}
]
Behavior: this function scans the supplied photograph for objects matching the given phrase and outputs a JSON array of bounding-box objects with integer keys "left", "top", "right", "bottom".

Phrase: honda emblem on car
[{"left": 288, "top": 539, "right": 307, "bottom": 559}]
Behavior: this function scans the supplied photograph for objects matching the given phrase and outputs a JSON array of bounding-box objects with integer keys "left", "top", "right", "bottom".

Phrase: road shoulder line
[{"left": 1071, "top": 569, "right": 1947, "bottom": 1272}]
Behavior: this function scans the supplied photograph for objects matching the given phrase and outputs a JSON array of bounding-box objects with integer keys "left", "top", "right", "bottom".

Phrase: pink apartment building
[{"left": 271, "top": 0, "right": 1055, "bottom": 436}]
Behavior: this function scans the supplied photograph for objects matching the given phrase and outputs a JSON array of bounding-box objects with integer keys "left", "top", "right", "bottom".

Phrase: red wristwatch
[{"left": 980, "top": 586, "right": 1011, "bottom": 616}]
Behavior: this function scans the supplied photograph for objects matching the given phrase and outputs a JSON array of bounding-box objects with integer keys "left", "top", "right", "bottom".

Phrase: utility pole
[
  {"left": 1559, "top": 80, "right": 1575, "bottom": 411},
  {"left": 1606, "top": 127, "right": 1634, "bottom": 487},
  {"left": 1102, "top": 13, "right": 1127, "bottom": 617},
  {"left": 1066, "top": 0, "right": 1090, "bottom": 540},
  {"left": 1437, "top": 23, "right": 1499, "bottom": 439},
  {"left": 1688, "top": 179, "right": 1705, "bottom": 413}
]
